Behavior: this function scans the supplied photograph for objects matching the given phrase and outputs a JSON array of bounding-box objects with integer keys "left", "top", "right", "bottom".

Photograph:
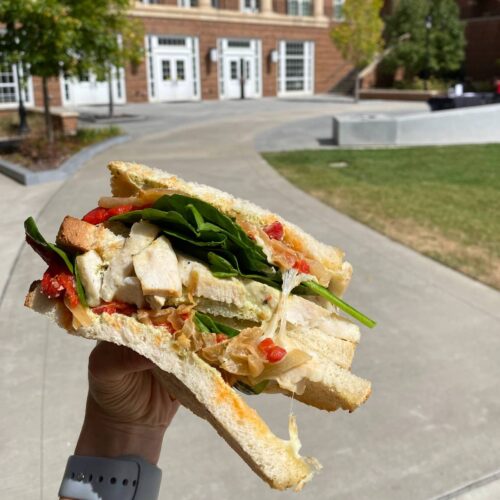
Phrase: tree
[
  {"left": 331, "top": 0, "right": 385, "bottom": 101},
  {"left": 385, "top": 0, "right": 465, "bottom": 84},
  {"left": 70, "top": 0, "right": 144, "bottom": 117},
  {"left": 0, "top": 1, "right": 81, "bottom": 143}
]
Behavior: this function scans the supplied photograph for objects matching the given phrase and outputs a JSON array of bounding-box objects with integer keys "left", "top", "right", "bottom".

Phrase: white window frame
[
  {"left": 0, "top": 60, "right": 34, "bottom": 109},
  {"left": 177, "top": 0, "right": 198, "bottom": 7},
  {"left": 277, "top": 40, "right": 314, "bottom": 97},
  {"left": 332, "top": 0, "right": 345, "bottom": 20},
  {"left": 240, "top": 0, "right": 259, "bottom": 13},
  {"left": 287, "top": 0, "right": 312, "bottom": 16}
]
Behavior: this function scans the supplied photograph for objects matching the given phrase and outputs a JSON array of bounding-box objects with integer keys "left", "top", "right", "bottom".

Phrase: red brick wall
[
  {"left": 32, "top": 76, "right": 62, "bottom": 108},
  {"left": 464, "top": 17, "right": 500, "bottom": 81},
  {"left": 126, "top": 16, "right": 349, "bottom": 100},
  {"left": 458, "top": 0, "right": 500, "bottom": 18}
]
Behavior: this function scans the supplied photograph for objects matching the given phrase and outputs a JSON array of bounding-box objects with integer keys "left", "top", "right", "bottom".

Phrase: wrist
[{"left": 75, "top": 398, "right": 166, "bottom": 464}]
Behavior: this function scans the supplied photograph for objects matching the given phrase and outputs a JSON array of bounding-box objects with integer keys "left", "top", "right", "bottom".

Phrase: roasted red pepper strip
[
  {"left": 41, "top": 262, "right": 79, "bottom": 307},
  {"left": 258, "top": 338, "right": 287, "bottom": 363},
  {"left": 293, "top": 258, "right": 310, "bottom": 274},
  {"left": 263, "top": 221, "right": 284, "bottom": 241},
  {"left": 82, "top": 205, "right": 135, "bottom": 225},
  {"left": 92, "top": 301, "right": 136, "bottom": 316}
]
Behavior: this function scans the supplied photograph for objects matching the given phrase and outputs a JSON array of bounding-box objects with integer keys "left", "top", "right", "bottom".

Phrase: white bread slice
[
  {"left": 107, "top": 161, "right": 353, "bottom": 296},
  {"left": 25, "top": 284, "right": 319, "bottom": 491}
]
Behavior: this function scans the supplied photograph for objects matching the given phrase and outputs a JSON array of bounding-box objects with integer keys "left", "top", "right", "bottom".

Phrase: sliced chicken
[
  {"left": 133, "top": 236, "right": 182, "bottom": 297},
  {"left": 101, "top": 221, "right": 159, "bottom": 303},
  {"left": 146, "top": 295, "right": 167, "bottom": 310},
  {"left": 114, "top": 277, "right": 145, "bottom": 308},
  {"left": 75, "top": 250, "right": 104, "bottom": 307}
]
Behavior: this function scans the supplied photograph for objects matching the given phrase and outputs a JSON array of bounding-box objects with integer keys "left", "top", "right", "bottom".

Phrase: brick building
[
  {"left": 457, "top": 0, "right": 500, "bottom": 82},
  {"left": 0, "top": 0, "right": 353, "bottom": 109}
]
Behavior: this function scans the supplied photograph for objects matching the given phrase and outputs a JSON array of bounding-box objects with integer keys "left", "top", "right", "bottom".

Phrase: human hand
[{"left": 74, "top": 342, "right": 179, "bottom": 464}]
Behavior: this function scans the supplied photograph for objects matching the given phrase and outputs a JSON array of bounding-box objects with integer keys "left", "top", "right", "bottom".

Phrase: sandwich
[{"left": 23, "top": 161, "right": 375, "bottom": 491}]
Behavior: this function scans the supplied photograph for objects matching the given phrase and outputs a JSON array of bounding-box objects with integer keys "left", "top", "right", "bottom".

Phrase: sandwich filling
[{"left": 25, "top": 189, "right": 374, "bottom": 397}]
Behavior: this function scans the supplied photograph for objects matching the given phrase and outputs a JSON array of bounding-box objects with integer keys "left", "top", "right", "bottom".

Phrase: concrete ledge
[
  {"left": 360, "top": 88, "right": 440, "bottom": 101},
  {"left": 333, "top": 103, "right": 500, "bottom": 146},
  {"left": 0, "top": 135, "right": 130, "bottom": 185}
]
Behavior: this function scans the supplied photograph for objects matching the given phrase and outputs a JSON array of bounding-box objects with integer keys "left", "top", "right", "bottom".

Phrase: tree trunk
[
  {"left": 42, "top": 76, "right": 54, "bottom": 144},
  {"left": 107, "top": 66, "right": 114, "bottom": 118}
]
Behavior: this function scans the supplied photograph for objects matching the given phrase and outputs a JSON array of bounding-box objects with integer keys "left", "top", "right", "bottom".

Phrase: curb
[{"left": 0, "top": 134, "right": 130, "bottom": 186}]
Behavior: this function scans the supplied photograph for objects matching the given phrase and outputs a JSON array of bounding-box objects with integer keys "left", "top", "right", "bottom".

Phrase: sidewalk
[{"left": 2, "top": 97, "right": 499, "bottom": 500}]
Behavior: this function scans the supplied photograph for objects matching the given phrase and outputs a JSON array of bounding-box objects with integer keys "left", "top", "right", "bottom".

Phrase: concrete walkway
[{"left": 2, "top": 97, "right": 500, "bottom": 500}]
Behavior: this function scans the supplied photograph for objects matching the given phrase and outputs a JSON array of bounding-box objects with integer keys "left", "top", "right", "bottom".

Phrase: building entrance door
[
  {"left": 225, "top": 56, "right": 253, "bottom": 99},
  {"left": 218, "top": 39, "right": 262, "bottom": 100},
  {"left": 157, "top": 55, "right": 193, "bottom": 101}
]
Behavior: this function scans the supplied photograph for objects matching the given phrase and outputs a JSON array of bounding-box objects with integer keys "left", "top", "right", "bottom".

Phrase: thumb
[{"left": 89, "top": 342, "right": 154, "bottom": 382}]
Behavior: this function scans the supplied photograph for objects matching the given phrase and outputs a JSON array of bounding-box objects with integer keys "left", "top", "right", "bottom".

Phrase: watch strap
[{"left": 58, "top": 455, "right": 162, "bottom": 500}]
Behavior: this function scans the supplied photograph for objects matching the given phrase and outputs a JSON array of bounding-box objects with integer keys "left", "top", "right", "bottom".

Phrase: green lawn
[{"left": 263, "top": 145, "right": 500, "bottom": 290}]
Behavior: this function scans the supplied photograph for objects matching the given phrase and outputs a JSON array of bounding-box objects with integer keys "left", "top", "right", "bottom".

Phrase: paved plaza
[{"left": 1, "top": 97, "right": 499, "bottom": 499}]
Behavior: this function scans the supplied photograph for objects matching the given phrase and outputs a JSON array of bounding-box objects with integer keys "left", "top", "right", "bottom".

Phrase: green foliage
[
  {"left": 0, "top": 0, "right": 81, "bottom": 78},
  {"left": 330, "top": 0, "right": 385, "bottom": 68},
  {"left": 68, "top": 0, "right": 144, "bottom": 81},
  {"left": 385, "top": 0, "right": 465, "bottom": 80}
]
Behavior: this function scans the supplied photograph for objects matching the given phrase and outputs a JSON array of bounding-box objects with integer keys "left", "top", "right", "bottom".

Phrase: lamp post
[{"left": 424, "top": 14, "right": 433, "bottom": 91}]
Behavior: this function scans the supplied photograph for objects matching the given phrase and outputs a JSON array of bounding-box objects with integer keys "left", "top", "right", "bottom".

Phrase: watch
[{"left": 58, "top": 455, "right": 162, "bottom": 500}]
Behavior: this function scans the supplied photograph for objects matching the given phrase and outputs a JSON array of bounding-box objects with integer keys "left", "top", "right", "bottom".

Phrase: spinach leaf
[
  {"left": 74, "top": 261, "right": 88, "bottom": 308},
  {"left": 233, "top": 380, "right": 269, "bottom": 395},
  {"left": 24, "top": 217, "right": 74, "bottom": 273},
  {"left": 301, "top": 281, "right": 376, "bottom": 328},
  {"left": 194, "top": 312, "right": 239, "bottom": 338}
]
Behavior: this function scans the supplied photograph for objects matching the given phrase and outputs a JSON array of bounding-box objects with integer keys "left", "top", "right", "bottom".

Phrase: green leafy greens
[
  {"left": 194, "top": 312, "right": 239, "bottom": 338},
  {"left": 193, "top": 311, "right": 268, "bottom": 395},
  {"left": 24, "top": 217, "right": 87, "bottom": 307},
  {"left": 110, "top": 194, "right": 375, "bottom": 328}
]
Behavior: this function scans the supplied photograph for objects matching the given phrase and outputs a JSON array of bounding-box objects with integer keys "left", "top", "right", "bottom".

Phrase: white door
[
  {"left": 62, "top": 69, "right": 126, "bottom": 107},
  {"left": 225, "top": 56, "right": 254, "bottom": 99},
  {"left": 218, "top": 39, "right": 262, "bottom": 100},
  {"left": 147, "top": 36, "right": 200, "bottom": 102},
  {"left": 157, "top": 55, "right": 193, "bottom": 101}
]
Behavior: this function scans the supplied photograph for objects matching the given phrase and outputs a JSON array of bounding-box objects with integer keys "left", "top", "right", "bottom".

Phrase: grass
[
  {"left": 0, "top": 111, "right": 121, "bottom": 171},
  {"left": 263, "top": 145, "right": 500, "bottom": 290}
]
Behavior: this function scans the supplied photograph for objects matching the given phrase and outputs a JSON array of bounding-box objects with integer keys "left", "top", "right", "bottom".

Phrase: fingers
[{"left": 89, "top": 342, "right": 154, "bottom": 382}]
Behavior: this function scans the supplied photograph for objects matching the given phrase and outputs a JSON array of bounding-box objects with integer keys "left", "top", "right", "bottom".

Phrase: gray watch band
[{"left": 58, "top": 455, "right": 162, "bottom": 500}]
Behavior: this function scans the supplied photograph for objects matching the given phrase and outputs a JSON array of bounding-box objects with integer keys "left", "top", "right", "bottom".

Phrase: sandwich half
[{"left": 23, "top": 161, "right": 374, "bottom": 491}]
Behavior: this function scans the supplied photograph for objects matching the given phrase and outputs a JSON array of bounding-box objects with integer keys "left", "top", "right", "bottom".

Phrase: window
[
  {"left": 332, "top": 0, "right": 345, "bottom": 20},
  {"left": 178, "top": 0, "right": 198, "bottom": 7},
  {"left": 158, "top": 37, "right": 186, "bottom": 46},
  {"left": 227, "top": 40, "right": 251, "bottom": 49},
  {"left": 230, "top": 61, "right": 238, "bottom": 80},
  {"left": 0, "top": 62, "right": 17, "bottom": 104},
  {"left": 278, "top": 41, "right": 314, "bottom": 95},
  {"left": 241, "top": 0, "right": 259, "bottom": 13},
  {"left": 162, "top": 60, "right": 171, "bottom": 81},
  {"left": 287, "top": 0, "right": 312, "bottom": 16},
  {"left": 176, "top": 60, "right": 185, "bottom": 81}
]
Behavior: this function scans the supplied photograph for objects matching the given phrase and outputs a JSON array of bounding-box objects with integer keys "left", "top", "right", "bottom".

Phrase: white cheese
[
  {"left": 133, "top": 236, "right": 182, "bottom": 297},
  {"left": 75, "top": 250, "right": 104, "bottom": 307}
]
